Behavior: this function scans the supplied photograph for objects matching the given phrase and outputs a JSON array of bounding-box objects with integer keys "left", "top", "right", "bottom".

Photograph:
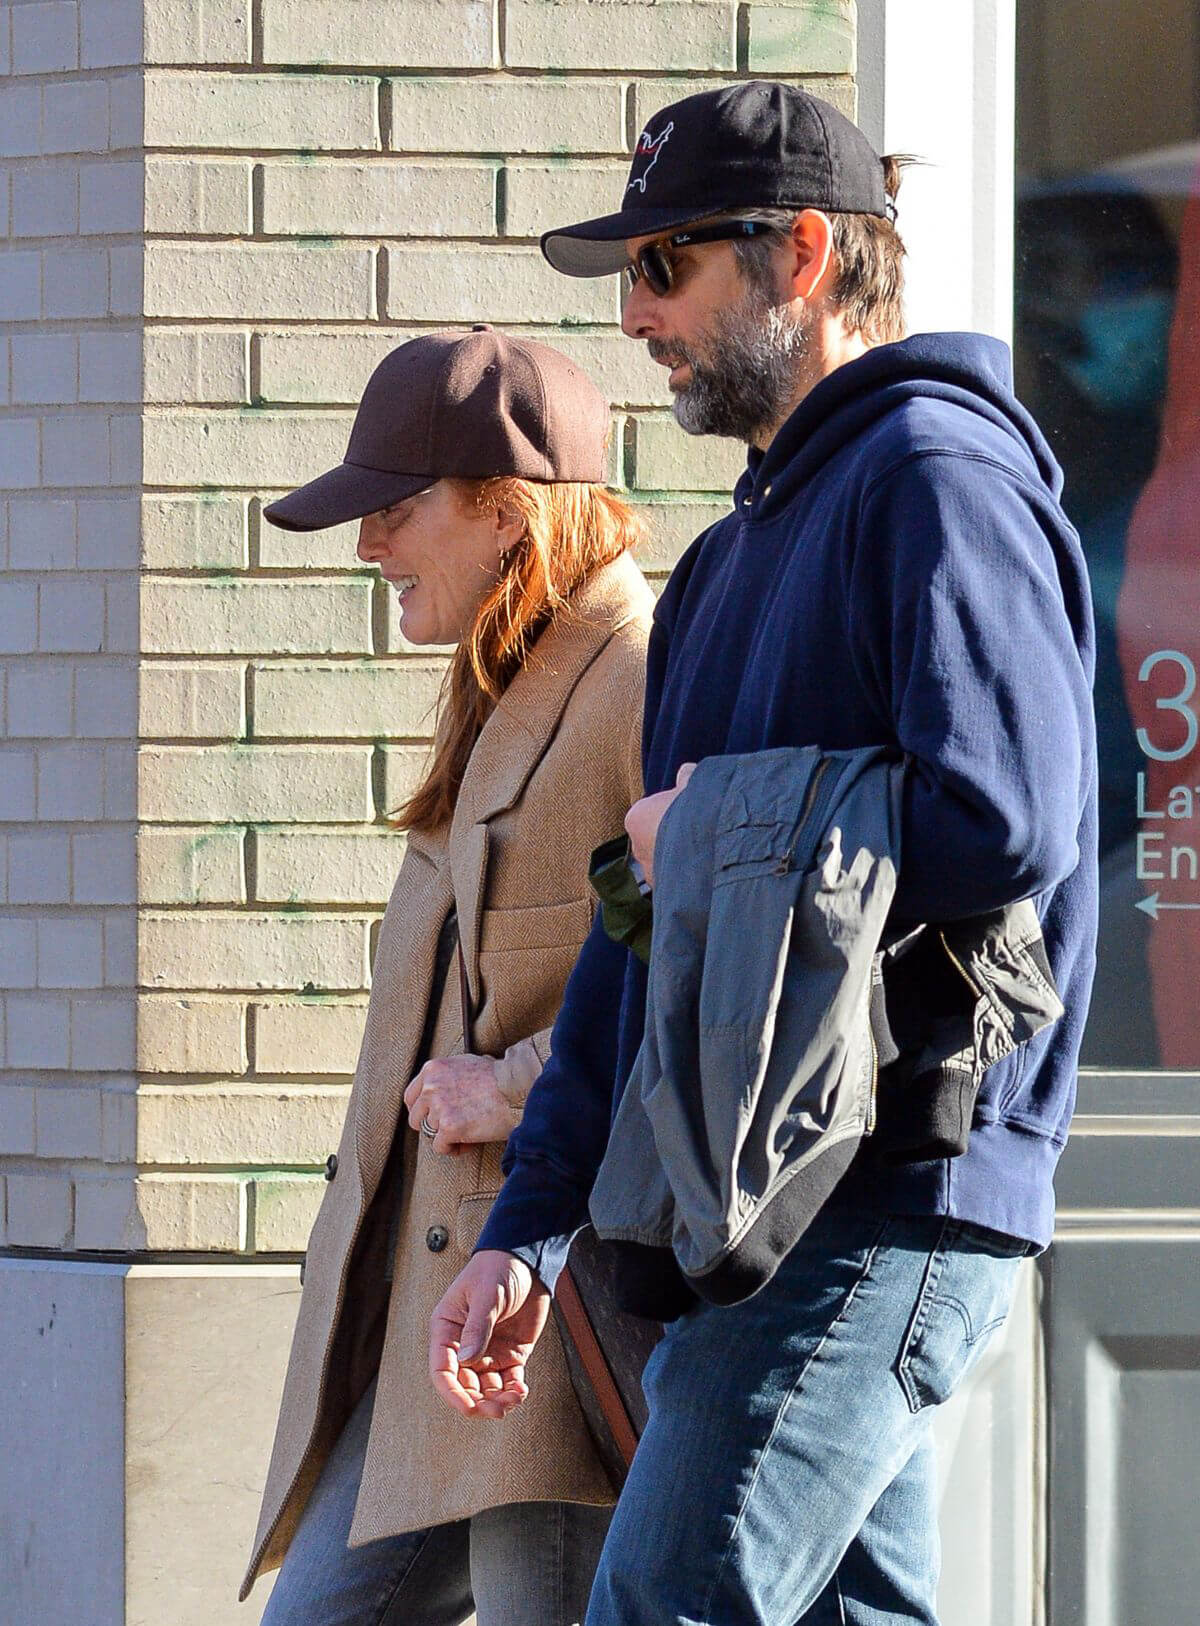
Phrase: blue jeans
[
  {"left": 586, "top": 1212, "right": 1028, "bottom": 1626},
  {"left": 260, "top": 1378, "right": 612, "bottom": 1626}
]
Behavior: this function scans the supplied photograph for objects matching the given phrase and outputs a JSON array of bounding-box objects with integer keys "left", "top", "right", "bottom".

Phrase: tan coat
[{"left": 242, "top": 554, "right": 652, "bottom": 1598}]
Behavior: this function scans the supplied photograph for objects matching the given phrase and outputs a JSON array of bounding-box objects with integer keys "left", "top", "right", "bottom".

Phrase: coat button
[
  {"left": 324, "top": 1154, "right": 338, "bottom": 1181},
  {"left": 426, "top": 1224, "right": 449, "bottom": 1253}
]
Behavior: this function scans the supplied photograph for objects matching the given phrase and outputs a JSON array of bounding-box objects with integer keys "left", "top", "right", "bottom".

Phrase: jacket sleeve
[
  {"left": 493, "top": 1028, "right": 552, "bottom": 1108},
  {"left": 852, "top": 450, "right": 1095, "bottom": 922}
]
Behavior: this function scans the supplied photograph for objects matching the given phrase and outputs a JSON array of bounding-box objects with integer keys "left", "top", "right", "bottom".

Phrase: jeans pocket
[{"left": 895, "top": 1220, "right": 1026, "bottom": 1413}]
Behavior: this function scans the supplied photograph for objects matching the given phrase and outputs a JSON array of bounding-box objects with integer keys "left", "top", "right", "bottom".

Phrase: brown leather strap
[{"left": 555, "top": 1266, "right": 640, "bottom": 1469}]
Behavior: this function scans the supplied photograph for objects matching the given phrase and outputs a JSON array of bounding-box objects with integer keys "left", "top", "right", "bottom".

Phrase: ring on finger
[{"left": 419, "top": 1116, "right": 438, "bottom": 1139}]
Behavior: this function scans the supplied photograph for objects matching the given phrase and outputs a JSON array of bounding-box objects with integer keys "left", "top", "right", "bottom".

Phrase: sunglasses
[{"left": 621, "top": 220, "right": 779, "bottom": 299}]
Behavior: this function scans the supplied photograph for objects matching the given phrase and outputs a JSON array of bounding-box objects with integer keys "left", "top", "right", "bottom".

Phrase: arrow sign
[{"left": 1135, "top": 892, "right": 1200, "bottom": 920}]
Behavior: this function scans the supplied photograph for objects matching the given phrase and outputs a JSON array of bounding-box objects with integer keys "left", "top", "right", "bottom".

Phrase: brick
[
  {"left": 78, "top": 331, "right": 140, "bottom": 404},
  {"left": 633, "top": 498, "right": 733, "bottom": 571},
  {"left": 40, "top": 413, "right": 111, "bottom": 488},
  {"left": 261, "top": 160, "right": 496, "bottom": 238},
  {"left": 745, "top": 1, "right": 856, "bottom": 74},
  {"left": 35, "top": 1084, "right": 103, "bottom": 1158},
  {"left": 0, "top": 84, "right": 43, "bottom": 159},
  {"left": 139, "top": 662, "right": 245, "bottom": 740},
  {"left": 0, "top": 748, "right": 37, "bottom": 820},
  {"left": 137, "top": 827, "right": 245, "bottom": 906},
  {"left": 5, "top": 1174, "right": 73, "bottom": 1249},
  {"left": 70, "top": 995, "right": 136, "bottom": 1068},
  {"left": 12, "top": 161, "right": 79, "bottom": 237},
  {"left": 73, "top": 661, "right": 138, "bottom": 738},
  {"left": 524, "top": 327, "right": 668, "bottom": 408},
  {"left": 137, "top": 995, "right": 247, "bottom": 1074},
  {"left": 41, "top": 79, "right": 111, "bottom": 155},
  {"left": 144, "top": 71, "right": 378, "bottom": 152},
  {"left": 136, "top": 1174, "right": 246, "bottom": 1251},
  {"left": 0, "top": 578, "right": 38, "bottom": 649},
  {"left": 110, "top": 246, "right": 142, "bottom": 321},
  {"left": 386, "top": 77, "right": 626, "bottom": 156},
  {"left": 141, "top": 496, "right": 248, "bottom": 570},
  {"left": 7, "top": 667, "right": 73, "bottom": 738},
  {"left": 251, "top": 1174, "right": 325, "bottom": 1251},
  {"left": 38, "top": 916, "right": 105, "bottom": 988},
  {"left": 72, "top": 829, "right": 137, "bottom": 905},
  {"left": 137, "top": 1082, "right": 351, "bottom": 1163},
  {"left": 634, "top": 413, "right": 746, "bottom": 492},
  {"left": 79, "top": 159, "right": 142, "bottom": 234},
  {"left": 139, "top": 914, "right": 366, "bottom": 993},
  {"left": 103, "top": 742, "right": 136, "bottom": 819},
  {"left": 77, "top": 496, "right": 140, "bottom": 568},
  {"left": 258, "top": 510, "right": 363, "bottom": 571},
  {"left": 143, "top": 330, "right": 248, "bottom": 406},
  {"left": 0, "top": 1085, "right": 36, "bottom": 1156},
  {"left": 10, "top": 831, "right": 71, "bottom": 903},
  {"left": 253, "top": 660, "right": 445, "bottom": 739},
  {"left": 43, "top": 245, "right": 108, "bottom": 319},
  {"left": 37, "top": 743, "right": 106, "bottom": 820},
  {"left": 507, "top": 0, "right": 734, "bottom": 70},
  {"left": 263, "top": 0, "right": 493, "bottom": 67},
  {"left": 0, "top": 918, "right": 39, "bottom": 986},
  {"left": 102, "top": 910, "right": 136, "bottom": 986},
  {"left": 382, "top": 744, "right": 434, "bottom": 811},
  {"left": 256, "top": 829, "right": 403, "bottom": 906},
  {"left": 0, "top": 421, "right": 41, "bottom": 492},
  {"left": 145, "top": 242, "right": 375, "bottom": 322},
  {"left": 144, "top": 156, "right": 253, "bottom": 234},
  {"left": 9, "top": 495, "right": 78, "bottom": 569},
  {"left": 72, "top": 1176, "right": 137, "bottom": 1249},
  {"left": 255, "top": 1000, "right": 367, "bottom": 1074},
  {"left": 7, "top": 994, "right": 71, "bottom": 1069},
  {"left": 141, "top": 578, "right": 370, "bottom": 656},
  {"left": 144, "top": 0, "right": 252, "bottom": 63},
  {"left": 386, "top": 244, "right": 615, "bottom": 324},
  {"left": 104, "top": 578, "right": 139, "bottom": 652},
  {"left": 107, "top": 72, "right": 141, "bottom": 150},
  {"left": 101, "top": 1086, "right": 136, "bottom": 1160},
  {"left": 143, "top": 408, "right": 354, "bottom": 492},
  {"left": 504, "top": 161, "right": 629, "bottom": 240},
  {"left": 39, "top": 577, "right": 106, "bottom": 653},
  {"left": 138, "top": 745, "right": 372, "bottom": 823},
  {"left": 258, "top": 331, "right": 401, "bottom": 405},
  {"left": 0, "top": 251, "right": 42, "bottom": 319},
  {"left": 80, "top": 0, "right": 142, "bottom": 69},
  {"left": 12, "top": 3, "right": 80, "bottom": 75},
  {"left": 633, "top": 74, "right": 856, "bottom": 128}
]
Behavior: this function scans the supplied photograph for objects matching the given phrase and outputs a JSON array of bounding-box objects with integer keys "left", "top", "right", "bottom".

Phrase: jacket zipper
[
  {"left": 774, "top": 758, "right": 833, "bottom": 875},
  {"left": 938, "top": 929, "right": 980, "bottom": 996},
  {"left": 865, "top": 1013, "right": 878, "bottom": 1135}
]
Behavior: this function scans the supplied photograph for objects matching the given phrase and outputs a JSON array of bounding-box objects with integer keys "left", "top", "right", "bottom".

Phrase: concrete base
[{"left": 0, "top": 1256, "right": 301, "bottom": 1626}]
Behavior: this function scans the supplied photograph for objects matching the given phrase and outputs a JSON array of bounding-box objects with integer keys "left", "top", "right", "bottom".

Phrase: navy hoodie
[{"left": 477, "top": 333, "right": 1099, "bottom": 1285}]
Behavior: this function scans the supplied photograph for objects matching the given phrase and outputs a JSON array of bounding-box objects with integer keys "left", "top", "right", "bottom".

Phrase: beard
[{"left": 650, "top": 287, "right": 812, "bottom": 443}]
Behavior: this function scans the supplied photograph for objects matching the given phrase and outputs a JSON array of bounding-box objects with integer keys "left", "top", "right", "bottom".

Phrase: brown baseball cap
[{"left": 264, "top": 325, "right": 611, "bottom": 532}]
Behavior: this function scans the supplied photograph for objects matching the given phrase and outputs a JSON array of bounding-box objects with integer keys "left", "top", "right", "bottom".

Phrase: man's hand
[
  {"left": 404, "top": 1054, "right": 520, "bottom": 1154},
  {"left": 429, "top": 1250, "right": 552, "bottom": 1419},
  {"left": 624, "top": 761, "right": 696, "bottom": 888}
]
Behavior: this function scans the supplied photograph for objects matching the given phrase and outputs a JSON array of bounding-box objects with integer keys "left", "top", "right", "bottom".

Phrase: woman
[{"left": 241, "top": 327, "right": 653, "bottom": 1625}]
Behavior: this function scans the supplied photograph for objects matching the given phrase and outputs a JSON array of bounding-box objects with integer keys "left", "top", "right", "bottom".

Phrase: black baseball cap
[
  {"left": 263, "top": 326, "right": 610, "bottom": 532},
  {"left": 542, "top": 81, "right": 888, "bottom": 278}
]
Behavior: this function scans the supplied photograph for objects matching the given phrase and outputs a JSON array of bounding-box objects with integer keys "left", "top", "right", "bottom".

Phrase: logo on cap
[{"left": 626, "top": 121, "right": 674, "bottom": 195}]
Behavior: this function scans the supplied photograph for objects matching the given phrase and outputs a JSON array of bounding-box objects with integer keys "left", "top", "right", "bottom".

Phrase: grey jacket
[{"left": 588, "top": 747, "right": 1063, "bottom": 1310}]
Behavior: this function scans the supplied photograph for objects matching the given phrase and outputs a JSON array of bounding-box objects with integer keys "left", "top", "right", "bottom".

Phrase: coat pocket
[{"left": 455, "top": 1190, "right": 504, "bottom": 1255}]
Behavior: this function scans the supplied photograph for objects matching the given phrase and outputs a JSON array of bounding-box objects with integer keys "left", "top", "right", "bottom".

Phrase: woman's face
[{"left": 356, "top": 481, "right": 521, "bottom": 646}]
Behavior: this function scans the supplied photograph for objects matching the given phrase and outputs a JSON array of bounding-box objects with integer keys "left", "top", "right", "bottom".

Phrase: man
[{"left": 428, "top": 82, "right": 1098, "bottom": 1625}]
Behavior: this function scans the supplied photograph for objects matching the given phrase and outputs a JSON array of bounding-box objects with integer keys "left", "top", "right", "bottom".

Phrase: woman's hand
[{"left": 404, "top": 1054, "right": 520, "bottom": 1155}]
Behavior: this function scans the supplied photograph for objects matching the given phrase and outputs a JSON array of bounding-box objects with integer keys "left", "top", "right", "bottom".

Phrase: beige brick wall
[{"left": 2, "top": 0, "right": 856, "bottom": 1257}]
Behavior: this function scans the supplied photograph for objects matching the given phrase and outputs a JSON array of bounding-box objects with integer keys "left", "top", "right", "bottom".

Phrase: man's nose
[
  {"left": 620, "top": 275, "right": 661, "bottom": 339},
  {"left": 357, "top": 515, "right": 386, "bottom": 562}
]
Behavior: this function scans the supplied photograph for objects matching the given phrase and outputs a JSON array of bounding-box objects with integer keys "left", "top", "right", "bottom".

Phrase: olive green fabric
[{"left": 589, "top": 835, "right": 653, "bottom": 964}]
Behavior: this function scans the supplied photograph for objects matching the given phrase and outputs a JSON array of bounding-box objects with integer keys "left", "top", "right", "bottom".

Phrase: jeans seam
[
  {"left": 374, "top": 1525, "right": 443, "bottom": 1626},
  {"left": 699, "top": 1217, "right": 892, "bottom": 1623}
]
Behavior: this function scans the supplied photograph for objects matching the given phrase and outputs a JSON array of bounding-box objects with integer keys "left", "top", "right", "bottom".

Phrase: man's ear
[{"left": 783, "top": 209, "right": 836, "bottom": 303}]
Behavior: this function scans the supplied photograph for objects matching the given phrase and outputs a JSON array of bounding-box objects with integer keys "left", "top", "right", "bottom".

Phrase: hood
[{"left": 735, "top": 332, "right": 1065, "bottom": 519}]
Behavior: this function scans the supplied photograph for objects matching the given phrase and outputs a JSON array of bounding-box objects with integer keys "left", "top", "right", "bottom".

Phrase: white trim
[{"left": 864, "top": 0, "right": 1016, "bottom": 343}]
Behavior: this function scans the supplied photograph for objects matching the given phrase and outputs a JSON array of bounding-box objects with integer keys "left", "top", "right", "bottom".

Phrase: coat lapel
[{"left": 449, "top": 554, "right": 647, "bottom": 999}]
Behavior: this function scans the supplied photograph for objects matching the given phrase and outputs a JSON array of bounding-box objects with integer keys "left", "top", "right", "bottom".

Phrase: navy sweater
[{"left": 478, "top": 333, "right": 1099, "bottom": 1283}]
